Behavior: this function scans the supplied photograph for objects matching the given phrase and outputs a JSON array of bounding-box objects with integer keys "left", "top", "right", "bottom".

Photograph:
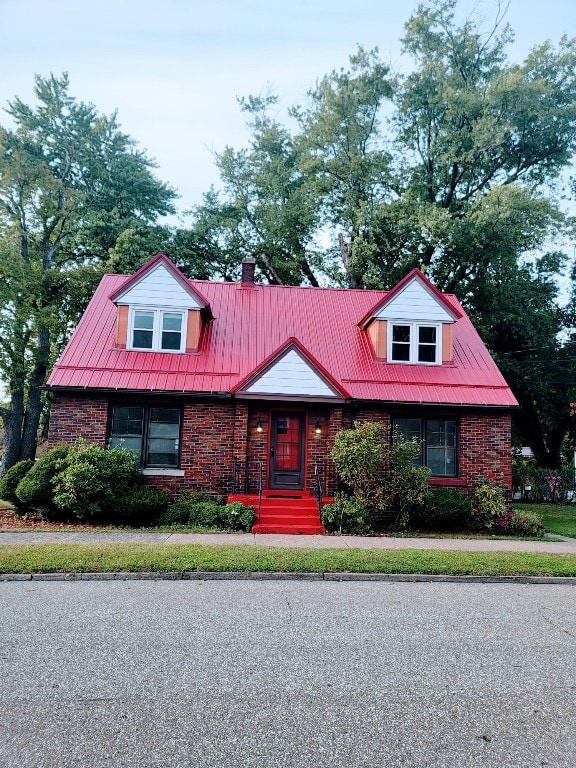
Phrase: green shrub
[
  {"left": 386, "top": 430, "right": 431, "bottom": 529},
  {"left": 493, "top": 510, "right": 545, "bottom": 538},
  {"left": 156, "top": 503, "right": 189, "bottom": 527},
  {"left": 321, "top": 494, "right": 372, "bottom": 535},
  {"left": 16, "top": 446, "right": 71, "bottom": 519},
  {"left": 411, "top": 488, "right": 473, "bottom": 532},
  {"left": 162, "top": 490, "right": 218, "bottom": 528},
  {"left": 330, "top": 422, "right": 387, "bottom": 509},
  {"left": 51, "top": 442, "right": 142, "bottom": 522},
  {"left": 473, "top": 472, "right": 507, "bottom": 529},
  {"left": 0, "top": 459, "right": 34, "bottom": 511},
  {"left": 186, "top": 501, "right": 222, "bottom": 527},
  {"left": 219, "top": 502, "right": 255, "bottom": 531},
  {"left": 115, "top": 487, "right": 169, "bottom": 527}
]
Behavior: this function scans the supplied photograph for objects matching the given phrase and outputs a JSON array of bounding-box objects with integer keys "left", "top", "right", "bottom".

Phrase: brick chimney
[{"left": 241, "top": 257, "right": 256, "bottom": 284}]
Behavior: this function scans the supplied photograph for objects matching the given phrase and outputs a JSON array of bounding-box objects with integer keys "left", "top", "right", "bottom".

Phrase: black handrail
[
  {"left": 232, "top": 458, "right": 264, "bottom": 522},
  {"left": 257, "top": 461, "right": 263, "bottom": 523},
  {"left": 314, "top": 463, "right": 323, "bottom": 515}
]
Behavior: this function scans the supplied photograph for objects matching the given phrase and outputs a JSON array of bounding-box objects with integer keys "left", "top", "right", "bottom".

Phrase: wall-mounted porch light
[
  {"left": 315, "top": 419, "right": 322, "bottom": 434},
  {"left": 256, "top": 419, "right": 263, "bottom": 433}
]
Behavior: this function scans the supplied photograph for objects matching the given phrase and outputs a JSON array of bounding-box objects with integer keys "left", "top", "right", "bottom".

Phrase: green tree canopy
[
  {"left": 184, "top": 0, "right": 576, "bottom": 466},
  {"left": 0, "top": 73, "right": 177, "bottom": 473}
]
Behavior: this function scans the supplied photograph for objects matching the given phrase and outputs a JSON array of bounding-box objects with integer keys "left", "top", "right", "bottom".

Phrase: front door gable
[{"left": 233, "top": 338, "right": 348, "bottom": 401}]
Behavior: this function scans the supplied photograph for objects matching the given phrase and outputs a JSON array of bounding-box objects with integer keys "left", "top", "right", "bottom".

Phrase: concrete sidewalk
[{"left": 1, "top": 530, "right": 576, "bottom": 555}]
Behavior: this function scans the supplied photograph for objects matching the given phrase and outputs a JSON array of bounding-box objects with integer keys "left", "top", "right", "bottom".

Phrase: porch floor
[{"left": 228, "top": 490, "right": 329, "bottom": 535}]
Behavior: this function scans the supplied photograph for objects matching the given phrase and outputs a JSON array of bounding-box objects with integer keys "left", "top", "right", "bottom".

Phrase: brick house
[{"left": 46, "top": 252, "right": 517, "bottom": 533}]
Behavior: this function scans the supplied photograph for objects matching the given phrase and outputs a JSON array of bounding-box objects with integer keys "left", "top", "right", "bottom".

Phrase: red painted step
[{"left": 228, "top": 492, "right": 327, "bottom": 535}]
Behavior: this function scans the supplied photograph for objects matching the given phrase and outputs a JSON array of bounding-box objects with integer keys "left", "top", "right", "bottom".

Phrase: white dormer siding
[
  {"left": 245, "top": 350, "right": 338, "bottom": 397},
  {"left": 116, "top": 262, "right": 202, "bottom": 309},
  {"left": 375, "top": 277, "right": 456, "bottom": 323}
]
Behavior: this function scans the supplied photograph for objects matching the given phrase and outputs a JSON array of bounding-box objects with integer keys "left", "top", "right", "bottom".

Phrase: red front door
[{"left": 269, "top": 412, "right": 305, "bottom": 490}]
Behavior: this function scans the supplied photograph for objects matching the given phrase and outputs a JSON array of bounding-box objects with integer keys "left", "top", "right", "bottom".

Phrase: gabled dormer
[
  {"left": 359, "top": 269, "right": 462, "bottom": 365},
  {"left": 109, "top": 253, "right": 212, "bottom": 353},
  {"left": 232, "top": 338, "right": 349, "bottom": 402}
]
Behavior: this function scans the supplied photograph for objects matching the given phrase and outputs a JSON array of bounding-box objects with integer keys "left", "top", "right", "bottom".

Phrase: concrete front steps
[{"left": 228, "top": 491, "right": 327, "bottom": 534}]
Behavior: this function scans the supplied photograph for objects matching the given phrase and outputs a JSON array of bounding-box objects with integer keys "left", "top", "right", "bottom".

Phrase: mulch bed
[{"left": 0, "top": 507, "right": 95, "bottom": 530}]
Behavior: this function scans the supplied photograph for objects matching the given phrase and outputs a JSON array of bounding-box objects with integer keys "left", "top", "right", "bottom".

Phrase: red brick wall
[
  {"left": 48, "top": 395, "right": 109, "bottom": 445},
  {"left": 460, "top": 412, "right": 512, "bottom": 488},
  {"left": 48, "top": 393, "right": 512, "bottom": 498}
]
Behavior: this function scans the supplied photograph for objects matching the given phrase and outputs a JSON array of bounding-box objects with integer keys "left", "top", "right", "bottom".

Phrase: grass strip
[
  {"left": 514, "top": 503, "right": 576, "bottom": 539},
  {"left": 1, "top": 542, "right": 576, "bottom": 577}
]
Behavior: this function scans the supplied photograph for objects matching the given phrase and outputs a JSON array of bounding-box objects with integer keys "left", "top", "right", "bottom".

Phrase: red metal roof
[{"left": 46, "top": 266, "right": 518, "bottom": 408}]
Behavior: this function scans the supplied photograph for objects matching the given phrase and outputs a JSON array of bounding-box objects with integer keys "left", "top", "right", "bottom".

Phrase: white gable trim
[
  {"left": 375, "top": 277, "right": 457, "bottom": 323},
  {"left": 243, "top": 348, "right": 341, "bottom": 398},
  {"left": 115, "top": 263, "right": 202, "bottom": 310}
]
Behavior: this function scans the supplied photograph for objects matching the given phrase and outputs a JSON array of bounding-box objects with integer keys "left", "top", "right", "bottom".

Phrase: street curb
[{"left": 0, "top": 571, "right": 575, "bottom": 584}]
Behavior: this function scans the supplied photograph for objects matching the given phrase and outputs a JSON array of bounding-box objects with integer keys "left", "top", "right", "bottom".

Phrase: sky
[{"left": 1, "top": 0, "right": 575, "bottom": 222}]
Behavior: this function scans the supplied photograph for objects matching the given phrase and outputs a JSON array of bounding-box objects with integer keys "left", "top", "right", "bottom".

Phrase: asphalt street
[{"left": 1, "top": 580, "right": 575, "bottom": 768}]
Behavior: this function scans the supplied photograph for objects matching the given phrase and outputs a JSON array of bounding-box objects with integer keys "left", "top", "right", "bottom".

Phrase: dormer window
[
  {"left": 129, "top": 308, "right": 185, "bottom": 352},
  {"left": 390, "top": 322, "right": 441, "bottom": 364}
]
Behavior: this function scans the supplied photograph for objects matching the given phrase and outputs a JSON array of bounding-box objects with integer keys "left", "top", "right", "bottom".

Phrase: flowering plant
[{"left": 473, "top": 471, "right": 507, "bottom": 529}]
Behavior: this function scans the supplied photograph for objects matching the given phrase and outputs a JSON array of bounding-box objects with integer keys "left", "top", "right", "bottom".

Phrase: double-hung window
[
  {"left": 393, "top": 417, "right": 457, "bottom": 477},
  {"left": 129, "top": 308, "right": 185, "bottom": 352},
  {"left": 390, "top": 323, "right": 440, "bottom": 364},
  {"left": 110, "top": 405, "right": 181, "bottom": 467}
]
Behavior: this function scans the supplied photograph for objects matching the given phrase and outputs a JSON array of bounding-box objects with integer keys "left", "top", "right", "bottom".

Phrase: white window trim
[
  {"left": 388, "top": 321, "right": 442, "bottom": 365},
  {"left": 128, "top": 306, "right": 187, "bottom": 353}
]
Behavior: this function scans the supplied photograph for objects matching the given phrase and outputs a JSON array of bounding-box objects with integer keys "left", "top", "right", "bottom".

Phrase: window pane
[
  {"left": 426, "top": 420, "right": 456, "bottom": 447},
  {"left": 427, "top": 448, "right": 456, "bottom": 476},
  {"left": 150, "top": 408, "right": 180, "bottom": 423},
  {"left": 109, "top": 436, "right": 142, "bottom": 454},
  {"left": 392, "top": 343, "right": 411, "bottom": 361},
  {"left": 162, "top": 313, "right": 182, "bottom": 332},
  {"left": 134, "top": 311, "right": 154, "bottom": 330},
  {"left": 393, "top": 418, "right": 422, "bottom": 467},
  {"left": 394, "top": 418, "right": 421, "bottom": 441},
  {"left": 149, "top": 421, "right": 179, "bottom": 438},
  {"left": 161, "top": 331, "right": 181, "bottom": 350},
  {"left": 147, "top": 439, "right": 178, "bottom": 466},
  {"left": 133, "top": 329, "right": 153, "bottom": 348},
  {"left": 392, "top": 325, "right": 410, "bottom": 343},
  {"left": 112, "top": 406, "right": 143, "bottom": 436},
  {"left": 425, "top": 419, "right": 457, "bottom": 476},
  {"left": 418, "top": 327, "right": 436, "bottom": 344},
  {"left": 146, "top": 408, "right": 180, "bottom": 466},
  {"left": 418, "top": 345, "right": 436, "bottom": 363},
  {"left": 418, "top": 326, "right": 437, "bottom": 363}
]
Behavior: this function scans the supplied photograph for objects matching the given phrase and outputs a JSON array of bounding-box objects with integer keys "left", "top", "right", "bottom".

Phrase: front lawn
[
  {"left": 515, "top": 503, "right": 576, "bottom": 538},
  {"left": 1, "top": 542, "right": 576, "bottom": 577}
]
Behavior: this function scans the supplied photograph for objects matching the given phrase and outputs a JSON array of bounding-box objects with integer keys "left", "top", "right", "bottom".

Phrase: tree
[
  {"left": 173, "top": 1, "right": 576, "bottom": 465},
  {"left": 384, "top": 0, "right": 576, "bottom": 466},
  {"left": 0, "top": 73, "right": 177, "bottom": 474},
  {"left": 184, "top": 94, "right": 321, "bottom": 285},
  {"left": 292, "top": 47, "right": 395, "bottom": 287}
]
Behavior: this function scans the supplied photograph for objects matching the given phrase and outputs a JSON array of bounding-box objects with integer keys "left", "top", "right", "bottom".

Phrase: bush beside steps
[{"left": 2, "top": 443, "right": 255, "bottom": 531}]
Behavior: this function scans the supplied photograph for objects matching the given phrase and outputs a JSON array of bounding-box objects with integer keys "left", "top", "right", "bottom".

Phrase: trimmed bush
[
  {"left": 0, "top": 459, "right": 34, "bottom": 512},
  {"left": 156, "top": 503, "right": 189, "bottom": 527},
  {"left": 493, "top": 510, "right": 545, "bottom": 538},
  {"left": 219, "top": 502, "right": 255, "bottom": 531},
  {"left": 116, "top": 487, "right": 169, "bottom": 526},
  {"left": 321, "top": 494, "right": 372, "bottom": 535},
  {"left": 186, "top": 502, "right": 222, "bottom": 527},
  {"left": 162, "top": 491, "right": 221, "bottom": 528},
  {"left": 16, "top": 446, "right": 71, "bottom": 519},
  {"left": 51, "top": 442, "right": 142, "bottom": 522},
  {"left": 411, "top": 488, "right": 473, "bottom": 532}
]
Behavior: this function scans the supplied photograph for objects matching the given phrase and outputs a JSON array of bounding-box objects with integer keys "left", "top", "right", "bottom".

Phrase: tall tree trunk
[
  {"left": 21, "top": 326, "right": 50, "bottom": 461},
  {"left": 0, "top": 391, "right": 25, "bottom": 476}
]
